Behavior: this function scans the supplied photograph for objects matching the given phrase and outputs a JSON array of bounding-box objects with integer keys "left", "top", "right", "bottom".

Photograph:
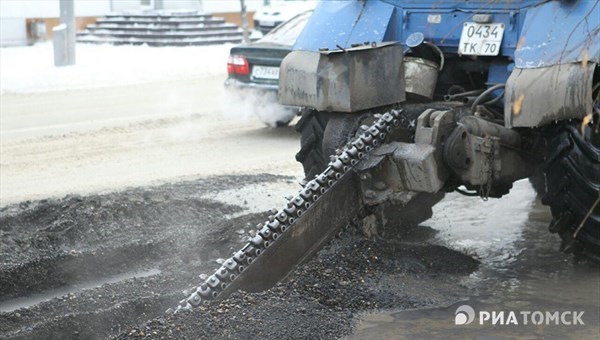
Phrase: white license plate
[
  {"left": 252, "top": 66, "right": 279, "bottom": 80},
  {"left": 259, "top": 20, "right": 275, "bottom": 27},
  {"left": 459, "top": 22, "right": 505, "bottom": 56}
]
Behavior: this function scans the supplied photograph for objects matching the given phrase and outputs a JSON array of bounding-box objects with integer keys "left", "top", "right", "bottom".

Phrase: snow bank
[{"left": 0, "top": 42, "right": 231, "bottom": 94}]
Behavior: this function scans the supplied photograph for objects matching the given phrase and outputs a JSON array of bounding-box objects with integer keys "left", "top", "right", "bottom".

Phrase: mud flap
[
  {"left": 278, "top": 43, "right": 405, "bottom": 112},
  {"left": 505, "top": 63, "right": 595, "bottom": 128}
]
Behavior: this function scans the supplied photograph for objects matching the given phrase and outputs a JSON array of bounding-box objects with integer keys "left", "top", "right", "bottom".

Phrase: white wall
[
  {"left": 110, "top": 0, "right": 258, "bottom": 13},
  {"left": 162, "top": 0, "right": 203, "bottom": 11},
  {"left": 201, "top": 0, "right": 263, "bottom": 14},
  {"left": 1, "top": 0, "right": 59, "bottom": 18},
  {"left": 110, "top": 0, "right": 146, "bottom": 12},
  {"left": 1, "top": 18, "right": 27, "bottom": 46},
  {"left": 0, "top": 0, "right": 111, "bottom": 19},
  {"left": 0, "top": 0, "right": 266, "bottom": 19},
  {"left": 0, "top": 0, "right": 111, "bottom": 46},
  {"left": 76, "top": 1, "right": 111, "bottom": 16}
]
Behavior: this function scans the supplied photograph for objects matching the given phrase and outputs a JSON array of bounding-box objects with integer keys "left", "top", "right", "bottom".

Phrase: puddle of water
[
  {"left": 353, "top": 298, "right": 599, "bottom": 339},
  {"left": 0, "top": 268, "right": 161, "bottom": 313},
  {"left": 200, "top": 179, "right": 301, "bottom": 217},
  {"left": 351, "top": 180, "right": 600, "bottom": 338},
  {"left": 428, "top": 180, "right": 536, "bottom": 271}
]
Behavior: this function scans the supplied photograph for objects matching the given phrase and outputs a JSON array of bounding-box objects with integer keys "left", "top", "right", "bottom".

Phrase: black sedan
[{"left": 224, "top": 10, "right": 312, "bottom": 127}]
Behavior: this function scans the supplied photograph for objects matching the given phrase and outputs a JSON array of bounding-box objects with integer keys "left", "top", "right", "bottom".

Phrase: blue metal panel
[
  {"left": 293, "top": 1, "right": 396, "bottom": 51},
  {"left": 385, "top": 0, "right": 540, "bottom": 54},
  {"left": 392, "top": 7, "right": 523, "bottom": 56},
  {"left": 487, "top": 62, "right": 512, "bottom": 85},
  {"left": 380, "top": 0, "right": 539, "bottom": 10},
  {"left": 515, "top": 0, "right": 600, "bottom": 68},
  {"left": 293, "top": 0, "right": 539, "bottom": 55},
  {"left": 295, "top": 0, "right": 600, "bottom": 69}
]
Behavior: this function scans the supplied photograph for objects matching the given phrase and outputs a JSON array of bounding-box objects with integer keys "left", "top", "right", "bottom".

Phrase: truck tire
[
  {"left": 295, "top": 110, "right": 330, "bottom": 181},
  {"left": 295, "top": 111, "right": 372, "bottom": 181},
  {"left": 542, "top": 122, "right": 600, "bottom": 262}
]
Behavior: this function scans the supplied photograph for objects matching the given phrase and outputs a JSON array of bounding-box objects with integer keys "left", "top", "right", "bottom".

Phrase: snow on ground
[{"left": 0, "top": 42, "right": 232, "bottom": 94}]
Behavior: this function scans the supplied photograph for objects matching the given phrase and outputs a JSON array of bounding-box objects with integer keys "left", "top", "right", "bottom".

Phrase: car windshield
[{"left": 258, "top": 10, "right": 312, "bottom": 46}]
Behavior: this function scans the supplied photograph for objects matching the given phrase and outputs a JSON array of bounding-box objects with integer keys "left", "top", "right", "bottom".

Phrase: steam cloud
[{"left": 222, "top": 88, "right": 297, "bottom": 127}]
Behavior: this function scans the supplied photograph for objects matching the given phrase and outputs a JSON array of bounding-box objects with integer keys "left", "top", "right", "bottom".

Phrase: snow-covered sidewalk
[{"left": 0, "top": 42, "right": 231, "bottom": 94}]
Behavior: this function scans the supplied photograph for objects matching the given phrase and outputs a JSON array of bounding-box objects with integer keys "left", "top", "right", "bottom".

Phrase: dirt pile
[{"left": 118, "top": 228, "right": 479, "bottom": 339}]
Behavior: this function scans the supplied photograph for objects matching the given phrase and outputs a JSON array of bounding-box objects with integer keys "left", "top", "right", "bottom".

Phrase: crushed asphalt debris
[{"left": 0, "top": 174, "right": 478, "bottom": 339}]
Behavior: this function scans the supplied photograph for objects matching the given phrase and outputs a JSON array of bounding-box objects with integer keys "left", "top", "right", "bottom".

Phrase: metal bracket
[{"left": 357, "top": 110, "right": 455, "bottom": 205}]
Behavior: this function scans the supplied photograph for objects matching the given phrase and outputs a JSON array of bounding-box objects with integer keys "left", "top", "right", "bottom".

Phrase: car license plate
[
  {"left": 458, "top": 22, "right": 505, "bottom": 56},
  {"left": 252, "top": 66, "right": 279, "bottom": 80},
  {"left": 259, "top": 20, "right": 275, "bottom": 27}
]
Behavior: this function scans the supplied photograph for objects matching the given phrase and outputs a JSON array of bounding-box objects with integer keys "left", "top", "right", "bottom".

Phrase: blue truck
[{"left": 177, "top": 0, "right": 599, "bottom": 310}]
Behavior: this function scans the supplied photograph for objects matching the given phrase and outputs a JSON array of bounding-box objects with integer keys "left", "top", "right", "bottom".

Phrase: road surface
[{"left": 1, "top": 74, "right": 302, "bottom": 206}]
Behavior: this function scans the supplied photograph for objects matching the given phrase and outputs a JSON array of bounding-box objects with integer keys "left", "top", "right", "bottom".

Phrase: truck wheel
[
  {"left": 295, "top": 111, "right": 371, "bottom": 181},
  {"left": 295, "top": 109, "right": 329, "bottom": 181},
  {"left": 542, "top": 121, "right": 600, "bottom": 262}
]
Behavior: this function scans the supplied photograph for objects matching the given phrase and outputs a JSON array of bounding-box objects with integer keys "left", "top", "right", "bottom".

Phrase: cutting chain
[{"left": 174, "top": 109, "right": 407, "bottom": 312}]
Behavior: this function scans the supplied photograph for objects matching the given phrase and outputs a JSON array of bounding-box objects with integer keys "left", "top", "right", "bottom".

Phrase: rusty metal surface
[{"left": 403, "top": 57, "right": 439, "bottom": 100}]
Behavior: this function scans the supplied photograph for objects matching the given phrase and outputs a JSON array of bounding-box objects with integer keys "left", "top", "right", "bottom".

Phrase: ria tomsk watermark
[{"left": 454, "top": 305, "right": 585, "bottom": 326}]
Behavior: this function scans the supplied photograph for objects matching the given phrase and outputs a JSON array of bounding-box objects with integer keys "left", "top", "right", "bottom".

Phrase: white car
[{"left": 253, "top": 0, "right": 317, "bottom": 35}]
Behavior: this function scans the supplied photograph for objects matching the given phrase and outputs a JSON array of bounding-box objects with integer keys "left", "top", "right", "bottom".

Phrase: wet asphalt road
[{"left": 353, "top": 180, "right": 600, "bottom": 339}]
